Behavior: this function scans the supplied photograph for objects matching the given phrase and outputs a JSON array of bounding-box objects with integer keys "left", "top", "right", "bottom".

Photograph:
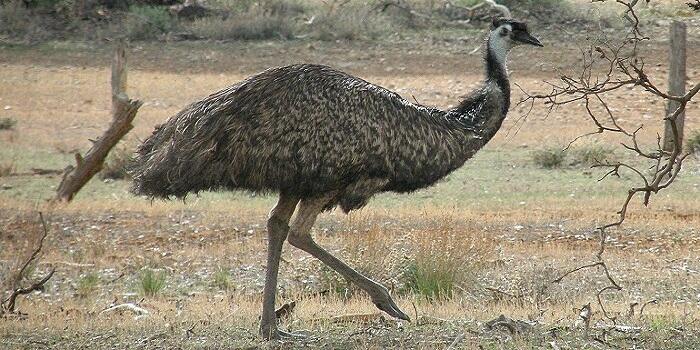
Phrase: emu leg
[
  {"left": 287, "top": 195, "right": 410, "bottom": 321},
  {"left": 260, "top": 194, "right": 299, "bottom": 340}
]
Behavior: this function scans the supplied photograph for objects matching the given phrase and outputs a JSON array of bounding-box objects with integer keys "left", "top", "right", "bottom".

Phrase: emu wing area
[{"left": 130, "top": 64, "right": 461, "bottom": 205}]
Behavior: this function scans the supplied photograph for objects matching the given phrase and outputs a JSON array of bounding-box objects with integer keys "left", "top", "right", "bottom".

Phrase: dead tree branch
[
  {"left": 520, "top": 0, "right": 697, "bottom": 323},
  {"left": 1, "top": 212, "right": 55, "bottom": 315},
  {"left": 56, "top": 39, "right": 142, "bottom": 202}
]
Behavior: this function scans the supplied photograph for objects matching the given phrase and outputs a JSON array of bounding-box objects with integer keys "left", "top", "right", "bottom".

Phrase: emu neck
[
  {"left": 450, "top": 33, "right": 511, "bottom": 136},
  {"left": 485, "top": 34, "right": 510, "bottom": 116}
]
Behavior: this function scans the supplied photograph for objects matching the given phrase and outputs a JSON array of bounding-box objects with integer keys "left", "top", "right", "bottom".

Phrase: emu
[{"left": 130, "top": 18, "right": 542, "bottom": 340}]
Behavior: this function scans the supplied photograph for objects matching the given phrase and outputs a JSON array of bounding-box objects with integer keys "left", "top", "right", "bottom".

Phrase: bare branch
[
  {"left": 522, "top": 0, "right": 696, "bottom": 323},
  {"left": 2, "top": 212, "right": 55, "bottom": 314}
]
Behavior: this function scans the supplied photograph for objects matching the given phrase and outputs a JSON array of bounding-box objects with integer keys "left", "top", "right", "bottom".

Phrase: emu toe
[
  {"left": 373, "top": 297, "right": 411, "bottom": 321},
  {"left": 261, "top": 324, "right": 309, "bottom": 341}
]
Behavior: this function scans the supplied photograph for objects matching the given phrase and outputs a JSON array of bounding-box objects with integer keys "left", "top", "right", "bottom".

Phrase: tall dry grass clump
[
  {"left": 402, "top": 219, "right": 493, "bottom": 300},
  {"left": 314, "top": 214, "right": 493, "bottom": 301},
  {"left": 316, "top": 223, "right": 406, "bottom": 298}
]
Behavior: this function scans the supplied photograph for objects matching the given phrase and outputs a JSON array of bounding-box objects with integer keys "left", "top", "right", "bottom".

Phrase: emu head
[{"left": 489, "top": 18, "right": 543, "bottom": 52}]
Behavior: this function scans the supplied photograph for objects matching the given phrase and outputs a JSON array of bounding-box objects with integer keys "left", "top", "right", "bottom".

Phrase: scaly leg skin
[
  {"left": 259, "top": 194, "right": 299, "bottom": 340},
  {"left": 287, "top": 194, "right": 410, "bottom": 321}
]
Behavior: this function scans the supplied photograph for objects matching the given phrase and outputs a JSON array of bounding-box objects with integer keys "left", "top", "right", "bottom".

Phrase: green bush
[
  {"left": 187, "top": 0, "right": 302, "bottom": 40},
  {"left": 570, "top": 144, "right": 615, "bottom": 167},
  {"left": 687, "top": 130, "right": 700, "bottom": 155},
  {"left": 125, "top": 5, "right": 175, "bottom": 40},
  {"left": 532, "top": 147, "right": 566, "bottom": 169},
  {"left": 139, "top": 268, "right": 166, "bottom": 297}
]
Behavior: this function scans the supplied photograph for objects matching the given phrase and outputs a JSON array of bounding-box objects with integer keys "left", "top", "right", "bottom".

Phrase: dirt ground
[{"left": 1, "top": 15, "right": 700, "bottom": 349}]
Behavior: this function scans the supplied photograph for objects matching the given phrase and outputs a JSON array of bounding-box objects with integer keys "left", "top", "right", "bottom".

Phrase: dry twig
[{"left": 1, "top": 212, "right": 55, "bottom": 315}]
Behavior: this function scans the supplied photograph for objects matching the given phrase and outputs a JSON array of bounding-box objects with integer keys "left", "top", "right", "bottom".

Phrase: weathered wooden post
[{"left": 662, "top": 21, "right": 687, "bottom": 153}]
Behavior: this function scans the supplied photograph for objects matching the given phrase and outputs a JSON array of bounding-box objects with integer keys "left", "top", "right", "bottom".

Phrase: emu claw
[
  {"left": 277, "top": 329, "right": 311, "bottom": 340},
  {"left": 261, "top": 324, "right": 311, "bottom": 341},
  {"left": 370, "top": 287, "right": 410, "bottom": 321}
]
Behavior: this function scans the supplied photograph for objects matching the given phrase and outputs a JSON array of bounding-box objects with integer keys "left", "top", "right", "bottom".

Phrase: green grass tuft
[
  {"left": 402, "top": 260, "right": 457, "bottom": 300},
  {"left": 76, "top": 272, "right": 100, "bottom": 298},
  {"left": 139, "top": 268, "right": 166, "bottom": 297},
  {"left": 211, "top": 268, "right": 233, "bottom": 291},
  {"left": 401, "top": 227, "right": 489, "bottom": 301}
]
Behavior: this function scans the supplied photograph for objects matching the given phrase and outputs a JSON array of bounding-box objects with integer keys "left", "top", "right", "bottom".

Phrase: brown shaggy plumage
[
  {"left": 130, "top": 63, "right": 507, "bottom": 212},
  {"left": 128, "top": 20, "right": 534, "bottom": 212}
]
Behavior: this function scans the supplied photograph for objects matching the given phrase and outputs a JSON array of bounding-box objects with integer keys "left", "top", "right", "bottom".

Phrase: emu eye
[{"left": 500, "top": 28, "right": 510, "bottom": 36}]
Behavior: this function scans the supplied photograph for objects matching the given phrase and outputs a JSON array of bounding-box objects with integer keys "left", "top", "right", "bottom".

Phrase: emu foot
[
  {"left": 368, "top": 286, "right": 410, "bottom": 321},
  {"left": 260, "top": 322, "right": 309, "bottom": 341}
]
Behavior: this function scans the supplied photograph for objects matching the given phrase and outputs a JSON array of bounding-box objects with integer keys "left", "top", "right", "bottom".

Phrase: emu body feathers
[{"left": 130, "top": 64, "right": 506, "bottom": 212}]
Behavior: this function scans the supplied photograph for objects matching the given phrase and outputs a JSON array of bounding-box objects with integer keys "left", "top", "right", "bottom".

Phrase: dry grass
[
  {"left": 1, "top": 26, "right": 699, "bottom": 348},
  {"left": 1, "top": 207, "right": 699, "bottom": 348}
]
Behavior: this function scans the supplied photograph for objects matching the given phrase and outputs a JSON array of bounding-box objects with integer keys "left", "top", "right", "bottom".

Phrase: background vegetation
[{"left": 0, "top": 0, "right": 624, "bottom": 42}]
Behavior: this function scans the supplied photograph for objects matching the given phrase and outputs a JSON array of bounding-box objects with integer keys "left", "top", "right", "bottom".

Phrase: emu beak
[{"left": 515, "top": 31, "right": 543, "bottom": 47}]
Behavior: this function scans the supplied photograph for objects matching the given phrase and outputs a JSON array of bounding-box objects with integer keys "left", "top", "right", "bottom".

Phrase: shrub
[
  {"left": 0, "top": 161, "right": 15, "bottom": 177},
  {"left": 0, "top": 1, "right": 51, "bottom": 40},
  {"left": 310, "top": 5, "right": 391, "bottom": 41},
  {"left": 532, "top": 147, "right": 566, "bottom": 169},
  {"left": 139, "top": 268, "right": 166, "bottom": 297},
  {"left": 570, "top": 143, "right": 615, "bottom": 167},
  {"left": 687, "top": 130, "right": 700, "bottom": 155},
  {"left": 187, "top": 0, "right": 302, "bottom": 40},
  {"left": 125, "top": 5, "right": 176, "bottom": 40},
  {"left": 0, "top": 117, "right": 17, "bottom": 131},
  {"left": 188, "top": 12, "right": 295, "bottom": 40},
  {"left": 100, "top": 146, "right": 132, "bottom": 180},
  {"left": 76, "top": 273, "right": 99, "bottom": 298}
]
